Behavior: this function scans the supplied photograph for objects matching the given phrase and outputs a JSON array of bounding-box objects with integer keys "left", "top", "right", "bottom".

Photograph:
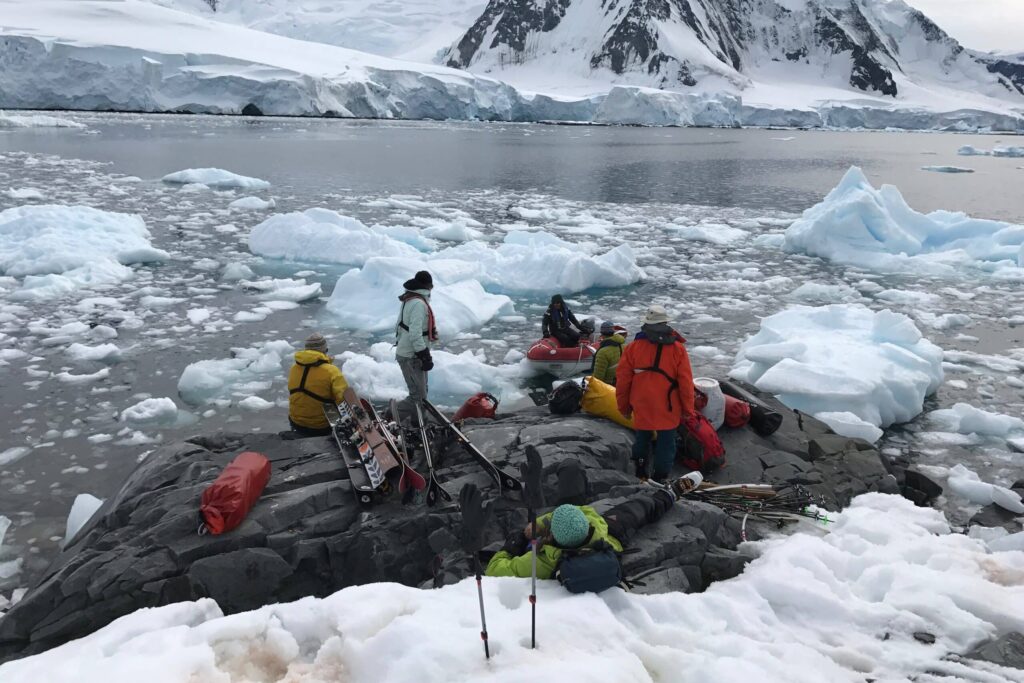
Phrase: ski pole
[
  {"left": 473, "top": 553, "right": 490, "bottom": 659},
  {"left": 529, "top": 507, "right": 537, "bottom": 649}
]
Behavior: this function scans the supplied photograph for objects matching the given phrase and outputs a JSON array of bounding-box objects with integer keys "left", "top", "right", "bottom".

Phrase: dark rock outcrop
[
  {"left": 0, "top": 387, "right": 894, "bottom": 662},
  {"left": 966, "top": 632, "right": 1024, "bottom": 669}
]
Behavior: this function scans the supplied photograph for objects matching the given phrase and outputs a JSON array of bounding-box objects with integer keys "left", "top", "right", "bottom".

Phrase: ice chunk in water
[
  {"left": 121, "top": 397, "right": 178, "bottom": 425},
  {"left": 162, "top": 168, "right": 270, "bottom": 190}
]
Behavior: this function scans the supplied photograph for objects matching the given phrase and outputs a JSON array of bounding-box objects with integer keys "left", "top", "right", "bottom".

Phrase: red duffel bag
[
  {"left": 200, "top": 451, "right": 271, "bottom": 535},
  {"left": 678, "top": 413, "right": 726, "bottom": 473},
  {"left": 453, "top": 392, "right": 499, "bottom": 421},
  {"left": 723, "top": 395, "right": 751, "bottom": 428}
]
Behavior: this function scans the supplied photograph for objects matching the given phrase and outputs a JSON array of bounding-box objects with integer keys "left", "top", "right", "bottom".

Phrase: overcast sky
[{"left": 909, "top": 0, "right": 1024, "bottom": 53}]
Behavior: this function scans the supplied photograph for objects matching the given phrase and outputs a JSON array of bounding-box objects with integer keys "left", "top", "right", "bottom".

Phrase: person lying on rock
[
  {"left": 287, "top": 332, "right": 350, "bottom": 437},
  {"left": 616, "top": 304, "right": 695, "bottom": 484},
  {"left": 542, "top": 294, "right": 583, "bottom": 348},
  {"left": 590, "top": 321, "right": 625, "bottom": 385},
  {"left": 485, "top": 491, "right": 675, "bottom": 579}
]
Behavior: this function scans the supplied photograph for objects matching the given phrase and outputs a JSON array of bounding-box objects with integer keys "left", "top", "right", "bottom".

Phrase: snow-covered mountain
[
  {"left": 444, "top": 0, "right": 1024, "bottom": 108},
  {"left": 1, "top": 0, "right": 1021, "bottom": 129}
]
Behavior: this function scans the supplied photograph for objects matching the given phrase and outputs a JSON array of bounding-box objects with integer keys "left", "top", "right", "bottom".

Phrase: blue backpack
[{"left": 556, "top": 541, "right": 623, "bottom": 594}]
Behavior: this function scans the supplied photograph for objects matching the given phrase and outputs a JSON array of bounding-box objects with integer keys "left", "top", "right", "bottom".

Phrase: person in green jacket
[
  {"left": 591, "top": 321, "right": 625, "bottom": 385},
  {"left": 485, "top": 489, "right": 674, "bottom": 579}
]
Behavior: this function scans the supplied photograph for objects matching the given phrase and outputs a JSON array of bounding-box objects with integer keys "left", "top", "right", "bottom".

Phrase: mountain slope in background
[
  {"left": 444, "top": 0, "right": 1024, "bottom": 106},
  {"left": 149, "top": 0, "right": 488, "bottom": 62}
]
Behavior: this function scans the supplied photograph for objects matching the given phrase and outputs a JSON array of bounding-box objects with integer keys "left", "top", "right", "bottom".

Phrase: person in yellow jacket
[{"left": 287, "top": 332, "right": 349, "bottom": 436}]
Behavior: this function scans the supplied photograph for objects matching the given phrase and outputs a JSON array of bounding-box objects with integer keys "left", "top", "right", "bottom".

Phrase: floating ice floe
[
  {"left": 4, "top": 494, "right": 1024, "bottom": 682},
  {"left": 782, "top": 167, "right": 1024, "bottom": 278},
  {"left": 63, "top": 494, "right": 104, "bottom": 547},
  {"left": 4, "top": 188, "right": 44, "bottom": 200},
  {"left": 339, "top": 342, "right": 525, "bottom": 405},
  {"left": 731, "top": 304, "right": 944, "bottom": 441},
  {"left": 0, "top": 515, "right": 21, "bottom": 582},
  {"left": 0, "top": 205, "right": 168, "bottom": 299},
  {"left": 929, "top": 402, "right": 1024, "bottom": 438},
  {"left": 120, "top": 398, "right": 178, "bottom": 426},
  {"left": 162, "top": 168, "right": 270, "bottom": 190},
  {"left": 228, "top": 196, "right": 276, "bottom": 211},
  {"left": 177, "top": 340, "right": 293, "bottom": 405},
  {"left": 239, "top": 277, "right": 322, "bottom": 303},
  {"left": 920, "top": 165, "right": 974, "bottom": 173},
  {"left": 666, "top": 222, "right": 749, "bottom": 245},
  {"left": 325, "top": 258, "right": 515, "bottom": 336},
  {"left": 248, "top": 209, "right": 421, "bottom": 265},
  {"left": 958, "top": 144, "right": 1024, "bottom": 157},
  {"left": 946, "top": 464, "right": 1024, "bottom": 514},
  {"left": 65, "top": 343, "right": 121, "bottom": 363},
  {"left": 0, "top": 111, "right": 85, "bottom": 129}
]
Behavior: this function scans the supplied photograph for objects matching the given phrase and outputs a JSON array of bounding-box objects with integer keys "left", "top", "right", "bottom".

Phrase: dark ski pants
[
  {"left": 604, "top": 489, "right": 675, "bottom": 545},
  {"left": 632, "top": 429, "right": 677, "bottom": 480},
  {"left": 553, "top": 328, "right": 581, "bottom": 348}
]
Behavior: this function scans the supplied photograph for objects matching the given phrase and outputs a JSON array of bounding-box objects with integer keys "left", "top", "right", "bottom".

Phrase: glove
[
  {"left": 501, "top": 530, "right": 530, "bottom": 556},
  {"left": 415, "top": 348, "right": 434, "bottom": 371}
]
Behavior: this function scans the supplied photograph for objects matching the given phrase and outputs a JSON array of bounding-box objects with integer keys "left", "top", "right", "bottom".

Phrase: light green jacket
[
  {"left": 485, "top": 506, "right": 623, "bottom": 580},
  {"left": 395, "top": 288, "right": 433, "bottom": 358}
]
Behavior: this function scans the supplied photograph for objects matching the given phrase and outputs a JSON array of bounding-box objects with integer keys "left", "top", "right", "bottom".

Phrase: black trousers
[
  {"left": 553, "top": 328, "right": 581, "bottom": 348},
  {"left": 603, "top": 489, "right": 675, "bottom": 544}
]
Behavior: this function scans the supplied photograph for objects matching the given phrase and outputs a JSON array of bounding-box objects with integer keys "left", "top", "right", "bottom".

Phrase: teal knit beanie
[{"left": 550, "top": 504, "right": 589, "bottom": 547}]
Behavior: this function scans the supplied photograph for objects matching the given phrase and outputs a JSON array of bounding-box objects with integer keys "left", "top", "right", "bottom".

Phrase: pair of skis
[
  {"left": 411, "top": 399, "right": 522, "bottom": 506},
  {"left": 323, "top": 392, "right": 522, "bottom": 506},
  {"left": 322, "top": 389, "right": 426, "bottom": 505}
]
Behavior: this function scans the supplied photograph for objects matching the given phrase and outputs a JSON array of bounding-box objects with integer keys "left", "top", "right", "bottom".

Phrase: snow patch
[{"left": 63, "top": 494, "right": 104, "bottom": 547}]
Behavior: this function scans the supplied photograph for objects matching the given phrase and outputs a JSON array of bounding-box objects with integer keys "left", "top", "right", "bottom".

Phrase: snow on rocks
[
  {"left": 177, "top": 340, "right": 293, "bottom": 405},
  {"left": 339, "top": 342, "right": 524, "bottom": 404},
  {"left": 227, "top": 196, "right": 275, "bottom": 211},
  {"left": 248, "top": 209, "right": 420, "bottom": 265},
  {"left": 731, "top": 304, "right": 944, "bottom": 438},
  {"left": 3, "top": 494, "right": 1024, "bottom": 682},
  {"left": 0, "top": 515, "right": 22, "bottom": 582},
  {"left": 325, "top": 257, "right": 514, "bottom": 336},
  {"left": 0, "top": 111, "right": 85, "bottom": 129},
  {"left": 120, "top": 398, "right": 178, "bottom": 425},
  {"left": 161, "top": 168, "right": 270, "bottom": 190},
  {"left": 63, "top": 494, "right": 104, "bottom": 547},
  {"left": 782, "top": 167, "right": 1024, "bottom": 278},
  {"left": 0, "top": 205, "right": 168, "bottom": 299}
]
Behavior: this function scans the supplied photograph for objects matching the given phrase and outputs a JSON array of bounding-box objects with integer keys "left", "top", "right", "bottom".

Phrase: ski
[
  {"left": 415, "top": 402, "right": 452, "bottom": 506},
  {"left": 373, "top": 398, "right": 427, "bottom": 497},
  {"left": 423, "top": 399, "right": 522, "bottom": 494},
  {"left": 322, "top": 401, "right": 383, "bottom": 506},
  {"left": 341, "top": 387, "right": 400, "bottom": 475}
]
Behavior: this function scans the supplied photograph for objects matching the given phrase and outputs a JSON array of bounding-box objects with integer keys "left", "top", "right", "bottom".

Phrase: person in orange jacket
[{"left": 615, "top": 304, "right": 695, "bottom": 483}]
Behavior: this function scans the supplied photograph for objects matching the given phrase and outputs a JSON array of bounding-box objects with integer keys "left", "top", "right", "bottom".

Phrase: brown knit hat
[{"left": 304, "top": 332, "right": 328, "bottom": 352}]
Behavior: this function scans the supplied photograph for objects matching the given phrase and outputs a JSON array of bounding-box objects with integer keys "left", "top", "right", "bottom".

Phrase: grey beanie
[{"left": 304, "top": 332, "right": 328, "bottom": 352}]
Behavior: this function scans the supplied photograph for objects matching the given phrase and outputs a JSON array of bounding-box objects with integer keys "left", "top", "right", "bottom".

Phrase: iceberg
[
  {"left": 248, "top": 209, "right": 420, "bottom": 265},
  {"left": 731, "top": 304, "right": 944, "bottom": 432},
  {"left": 783, "top": 167, "right": 1024, "bottom": 278},
  {"left": 177, "top": 340, "right": 294, "bottom": 405},
  {"left": 0, "top": 205, "right": 168, "bottom": 299},
  {"left": 162, "top": 169, "right": 270, "bottom": 190}
]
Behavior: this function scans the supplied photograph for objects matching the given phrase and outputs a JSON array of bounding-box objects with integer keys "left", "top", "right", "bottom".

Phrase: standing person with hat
[
  {"left": 287, "top": 332, "right": 350, "bottom": 437},
  {"left": 615, "top": 305, "right": 695, "bottom": 483},
  {"left": 396, "top": 270, "right": 438, "bottom": 410},
  {"left": 590, "top": 321, "right": 625, "bottom": 385},
  {"left": 542, "top": 294, "right": 583, "bottom": 348}
]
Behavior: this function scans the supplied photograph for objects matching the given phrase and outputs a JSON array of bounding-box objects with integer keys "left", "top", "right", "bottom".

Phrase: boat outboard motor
[{"left": 579, "top": 318, "right": 596, "bottom": 342}]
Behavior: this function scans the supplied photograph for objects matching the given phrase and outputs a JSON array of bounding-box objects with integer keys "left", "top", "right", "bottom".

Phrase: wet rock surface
[{"left": 0, "top": 387, "right": 902, "bottom": 662}]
